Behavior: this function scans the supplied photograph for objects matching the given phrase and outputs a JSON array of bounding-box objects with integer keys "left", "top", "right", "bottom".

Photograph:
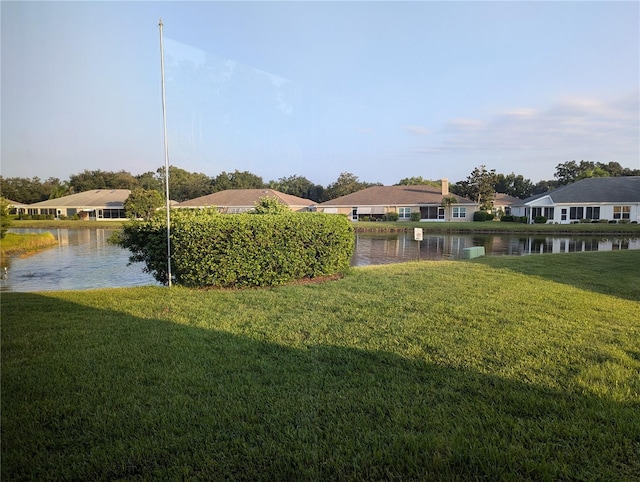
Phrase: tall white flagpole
[{"left": 159, "top": 18, "right": 172, "bottom": 287}]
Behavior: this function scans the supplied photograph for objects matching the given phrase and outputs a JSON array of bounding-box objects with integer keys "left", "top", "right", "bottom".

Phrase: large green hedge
[{"left": 114, "top": 209, "right": 355, "bottom": 288}]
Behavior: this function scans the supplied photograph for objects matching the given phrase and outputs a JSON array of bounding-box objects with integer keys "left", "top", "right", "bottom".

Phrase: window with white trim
[
  {"left": 398, "top": 207, "right": 411, "bottom": 219},
  {"left": 452, "top": 206, "right": 466, "bottom": 218},
  {"left": 613, "top": 206, "right": 630, "bottom": 220}
]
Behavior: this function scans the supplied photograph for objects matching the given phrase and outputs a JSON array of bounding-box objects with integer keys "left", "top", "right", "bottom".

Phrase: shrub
[
  {"left": 608, "top": 220, "right": 617, "bottom": 224},
  {"left": 113, "top": 210, "right": 355, "bottom": 288},
  {"left": 533, "top": 216, "right": 548, "bottom": 224},
  {"left": 473, "top": 211, "right": 488, "bottom": 222},
  {"left": 520, "top": 216, "right": 529, "bottom": 223},
  {"left": 500, "top": 215, "right": 514, "bottom": 222},
  {"left": 580, "top": 218, "right": 591, "bottom": 223},
  {"left": 619, "top": 219, "right": 630, "bottom": 224},
  {"left": 485, "top": 212, "right": 495, "bottom": 221},
  {"left": 384, "top": 212, "right": 399, "bottom": 222},
  {"left": 410, "top": 212, "right": 421, "bottom": 222}
]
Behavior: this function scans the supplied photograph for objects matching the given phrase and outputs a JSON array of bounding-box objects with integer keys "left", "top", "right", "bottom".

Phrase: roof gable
[
  {"left": 320, "top": 185, "right": 475, "bottom": 206},
  {"left": 176, "top": 189, "right": 315, "bottom": 207},
  {"left": 519, "top": 177, "right": 640, "bottom": 205},
  {"left": 27, "top": 189, "right": 131, "bottom": 207}
]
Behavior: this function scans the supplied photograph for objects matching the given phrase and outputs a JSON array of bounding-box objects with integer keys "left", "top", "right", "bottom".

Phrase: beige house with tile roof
[
  {"left": 318, "top": 181, "right": 477, "bottom": 222},
  {"left": 492, "top": 193, "right": 522, "bottom": 216},
  {"left": 22, "top": 189, "right": 131, "bottom": 220},
  {"left": 175, "top": 189, "right": 316, "bottom": 213}
]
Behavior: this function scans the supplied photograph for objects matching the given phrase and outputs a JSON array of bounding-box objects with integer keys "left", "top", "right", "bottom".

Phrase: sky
[{"left": 2, "top": 1, "right": 639, "bottom": 187}]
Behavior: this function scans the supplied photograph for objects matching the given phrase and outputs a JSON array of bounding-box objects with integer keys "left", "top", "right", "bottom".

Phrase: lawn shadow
[
  {"left": 470, "top": 250, "right": 640, "bottom": 302},
  {"left": 2, "top": 293, "right": 639, "bottom": 481}
]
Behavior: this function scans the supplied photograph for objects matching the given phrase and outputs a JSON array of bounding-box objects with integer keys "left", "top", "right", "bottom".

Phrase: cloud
[
  {"left": 438, "top": 92, "right": 639, "bottom": 157},
  {"left": 402, "top": 125, "right": 432, "bottom": 136}
]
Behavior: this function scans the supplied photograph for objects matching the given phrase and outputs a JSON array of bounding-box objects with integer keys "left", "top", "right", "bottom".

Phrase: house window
[
  {"left": 452, "top": 207, "right": 466, "bottom": 218},
  {"left": 585, "top": 206, "right": 600, "bottom": 220},
  {"left": 569, "top": 207, "right": 584, "bottom": 220},
  {"left": 561, "top": 208, "right": 567, "bottom": 221},
  {"left": 613, "top": 206, "right": 630, "bottom": 220},
  {"left": 532, "top": 207, "right": 542, "bottom": 218},
  {"left": 544, "top": 207, "right": 554, "bottom": 219},
  {"left": 398, "top": 207, "right": 411, "bottom": 219}
]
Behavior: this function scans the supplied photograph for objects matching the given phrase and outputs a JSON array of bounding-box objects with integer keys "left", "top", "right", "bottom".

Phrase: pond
[{"left": 2, "top": 228, "right": 639, "bottom": 292}]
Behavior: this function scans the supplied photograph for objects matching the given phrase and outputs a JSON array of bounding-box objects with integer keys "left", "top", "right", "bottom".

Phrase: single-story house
[
  {"left": 175, "top": 189, "right": 316, "bottom": 213},
  {"left": 492, "top": 193, "right": 522, "bottom": 216},
  {"left": 22, "top": 189, "right": 131, "bottom": 220},
  {"left": 511, "top": 176, "right": 640, "bottom": 224},
  {"left": 317, "top": 180, "right": 478, "bottom": 222},
  {"left": 4, "top": 199, "right": 28, "bottom": 215}
]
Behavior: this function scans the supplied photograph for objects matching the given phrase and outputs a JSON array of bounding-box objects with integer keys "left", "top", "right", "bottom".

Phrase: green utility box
[{"left": 462, "top": 246, "right": 485, "bottom": 259}]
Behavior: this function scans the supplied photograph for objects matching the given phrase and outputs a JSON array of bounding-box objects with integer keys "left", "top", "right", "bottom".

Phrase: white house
[{"left": 511, "top": 177, "right": 640, "bottom": 224}]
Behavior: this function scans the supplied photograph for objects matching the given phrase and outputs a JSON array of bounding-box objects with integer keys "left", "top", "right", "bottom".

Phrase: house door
[{"left": 351, "top": 207, "right": 358, "bottom": 221}]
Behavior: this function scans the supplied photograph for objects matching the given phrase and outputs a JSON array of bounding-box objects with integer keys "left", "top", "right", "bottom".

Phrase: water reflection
[
  {"left": 1, "top": 228, "right": 159, "bottom": 293},
  {"left": 2, "top": 229, "right": 638, "bottom": 292},
  {"left": 352, "top": 232, "right": 640, "bottom": 266}
]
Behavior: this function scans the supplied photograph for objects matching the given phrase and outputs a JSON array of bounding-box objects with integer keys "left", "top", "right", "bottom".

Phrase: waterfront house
[
  {"left": 23, "top": 189, "right": 131, "bottom": 220},
  {"left": 511, "top": 177, "right": 640, "bottom": 224},
  {"left": 317, "top": 180, "right": 477, "bottom": 222}
]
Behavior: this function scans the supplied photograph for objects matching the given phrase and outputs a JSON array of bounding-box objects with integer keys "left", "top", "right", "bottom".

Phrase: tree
[
  {"left": 68, "top": 169, "right": 139, "bottom": 192},
  {"left": 451, "top": 165, "right": 497, "bottom": 210},
  {"left": 395, "top": 176, "right": 440, "bottom": 187},
  {"left": 124, "top": 188, "right": 164, "bottom": 220},
  {"left": 136, "top": 171, "right": 163, "bottom": 192},
  {"left": 494, "top": 173, "right": 534, "bottom": 199},
  {"left": 323, "top": 172, "right": 381, "bottom": 201},
  {"left": 0, "top": 176, "right": 67, "bottom": 204},
  {"left": 268, "top": 175, "right": 324, "bottom": 202},
  {"left": 211, "top": 170, "right": 265, "bottom": 192},
  {"left": 162, "top": 166, "right": 213, "bottom": 202},
  {"left": 0, "top": 197, "right": 11, "bottom": 238},
  {"left": 440, "top": 195, "right": 458, "bottom": 222}
]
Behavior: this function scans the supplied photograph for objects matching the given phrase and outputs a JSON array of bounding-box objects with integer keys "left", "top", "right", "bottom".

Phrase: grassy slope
[{"left": 2, "top": 250, "right": 639, "bottom": 480}]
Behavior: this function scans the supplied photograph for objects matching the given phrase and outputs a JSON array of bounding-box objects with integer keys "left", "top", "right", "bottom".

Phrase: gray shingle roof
[
  {"left": 175, "top": 189, "right": 315, "bottom": 208},
  {"left": 519, "top": 177, "right": 640, "bottom": 205},
  {"left": 27, "top": 189, "right": 131, "bottom": 207},
  {"left": 319, "top": 185, "right": 475, "bottom": 206}
]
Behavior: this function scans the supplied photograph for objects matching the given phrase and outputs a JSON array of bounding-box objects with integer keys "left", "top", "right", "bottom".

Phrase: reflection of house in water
[{"left": 518, "top": 237, "right": 640, "bottom": 255}]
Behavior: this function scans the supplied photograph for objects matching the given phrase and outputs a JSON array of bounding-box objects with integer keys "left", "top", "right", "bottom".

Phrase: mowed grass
[{"left": 2, "top": 251, "right": 639, "bottom": 481}]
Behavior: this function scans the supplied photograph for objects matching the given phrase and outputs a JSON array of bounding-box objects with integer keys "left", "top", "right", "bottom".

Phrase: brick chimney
[{"left": 441, "top": 178, "right": 449, "bottom": 196}]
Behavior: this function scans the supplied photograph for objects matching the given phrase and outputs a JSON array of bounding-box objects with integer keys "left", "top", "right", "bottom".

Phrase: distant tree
[
  {"left": 68, "top": 169, "right": 139, "bottom": 192},
  {"left": 530, "top": 179, "right": 559, "bottom": 196},
  {"left": 211, "top": 170, "right": 265, "bottom": 192},
  {"left": 0, "top": 176, "right": 66, "bottom": 204},
  {"left": 395, "top": 176, "right": 440, "bottom": 187},
  {"left": 268, "top": 175, "right": 323, "bottom": 201},
  {"left": 124, "top": 188, "right": 164, "bottom": 220},
  {"left": 494, "top": 173, "right": 534, "bottom": 199},
  {"left": 162, "top": 166, "right": 213, "bottom": 202},
  {"left": 136, "top": 171, "right": 163, "bottom": 192},
  {"left": 451, "top": 165, "right": 497, "bottom": 210},
  {"left": 251, "top": 196, "right": 290, "bottom": 215},
  {"left": 1, "top": 197, "right": 11, "bottom": 238},
  {"left": 323, "top": 172, "right": 381, "bottom": 201}
]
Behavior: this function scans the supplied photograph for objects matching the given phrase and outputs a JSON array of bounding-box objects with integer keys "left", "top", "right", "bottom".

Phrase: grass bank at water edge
[
  {"left": 2, "top": 250, "right": 639, "bottom": 480},
  {"left": 0, "top": 232, "right": 57, "bottom": 258}
]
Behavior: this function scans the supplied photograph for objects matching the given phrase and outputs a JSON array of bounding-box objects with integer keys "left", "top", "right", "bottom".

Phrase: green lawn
[{"left": 2, "top": 251, "right": 639, "bottom": 480}]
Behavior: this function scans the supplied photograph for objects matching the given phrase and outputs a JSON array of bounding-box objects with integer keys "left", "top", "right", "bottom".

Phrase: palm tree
[{"left": 441, "top": 195, "right": 458, "bottom": 222}]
